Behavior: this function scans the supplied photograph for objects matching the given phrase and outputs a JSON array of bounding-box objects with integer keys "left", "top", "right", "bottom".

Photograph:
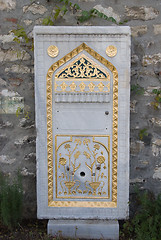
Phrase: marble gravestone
[{"left": 34, "top": 26, "right": 131, "bottom": 240}]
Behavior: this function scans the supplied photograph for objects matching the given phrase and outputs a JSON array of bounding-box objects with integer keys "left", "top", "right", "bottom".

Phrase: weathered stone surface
[
  {"left": 131, "top": 55, "right": 139, "bottom": 64},
  {"left": 0, "top": 155, "right": 16, "bottom": 164},
  {"left": 1, "top": 89, "right": 19, "bottom": 97},
  {"left": 0, "top": 33, "right": 15, "bottom": 43},
  {"left": 0, "top": 121, "right": 13, "bottom": 128},
  {"left": 144, "top": 86, "right": 160, "bottom": 96},
  {"left": 153, "top": 24, "right": 161, "bottom": 35},
  {"left": 19, "top": 118, "right": 35, "bottom": 129},
  {"left": 130, "top": 141, "right": 144, "bottom": 156},
  {"left": 0, "top": 135, "right": 8, "bottom": 151},
  {"left": 0, "top": 0, "right": 16, "bottom": 11},
  {"left": 24, "top": 153, "right": 36, "bottom": 161},
  {"left": 23, "top": 3, "right": 47, "bottom": 15},
  {"left": 14, "top": 135, "right": 36, "bottom": 147},
  {"left": 0, "top": 49, "right": 31, "bottom": 62},
  {"left": 142, "top": 53, "right": 161, "bottom": 66},
  {"left": 24, "top": 20, "right": 33, "bottom": 26},
  {"left": 130, "top": 100, "right": 137, "bottom": 113},
  {"left": 21, "top": 167, "right": 35, "bottom": 177},
  {"left": 9, "top": 77, "right": 23, "bottom": 87},
  {"left": 153, "top": 167, "right": 161, "bottom": 180},
  {"left": 93, "top": 5, "right": 120, "bottom": 23},
  {"left": 131, "top": 25, "right": 147, "bottom": 37},
  {"left": 0, "top": 89, "right": 24, "bottom": 114},
  {"left": 125, "top": 6, "right": 159, "bottom": 20},
  {"left": 5, "top": 65, "right": 30, "bottom": 74},
  {"left": 130, "top": 178, "right": 145, "bottom": 184},
  {"left": 150, "top": 118, "right": 161, "bottom": 127},
  {"left": 0, "top": 77, "right": 7, "bottom": 87},
  {"left": 152, "top": 139, "right": 161, "bottom": 157}
]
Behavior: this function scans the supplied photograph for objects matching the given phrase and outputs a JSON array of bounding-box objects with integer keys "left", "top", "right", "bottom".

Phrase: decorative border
[
  {"left": 55, "top": 135, "right": 110, "bottom": 199},
  {"left": 46, "top": 43, "right": 118, "bottom": 208}
]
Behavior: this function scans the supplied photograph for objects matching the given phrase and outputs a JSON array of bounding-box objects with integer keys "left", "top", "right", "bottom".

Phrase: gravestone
[{"left": 34, "top": 26, "right": 131, "bottom": 240}]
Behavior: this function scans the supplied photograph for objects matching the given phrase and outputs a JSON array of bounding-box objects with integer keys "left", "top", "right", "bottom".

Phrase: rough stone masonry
[{"left": 0, "top": 0, "right": 161, "bottom": 218}]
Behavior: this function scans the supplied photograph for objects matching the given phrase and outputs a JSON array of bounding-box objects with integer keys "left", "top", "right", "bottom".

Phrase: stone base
[{"left": 47, "top": 219, "right": 119, "bottom": 240}]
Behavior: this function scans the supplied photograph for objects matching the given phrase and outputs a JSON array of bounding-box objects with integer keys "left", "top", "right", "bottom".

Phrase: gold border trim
[{"left": 46, "top": 43, "right": 118, "bottom": 208}]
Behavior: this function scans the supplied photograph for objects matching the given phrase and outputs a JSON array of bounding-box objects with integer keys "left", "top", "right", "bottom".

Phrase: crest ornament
[
  {"left": 106, "top": 45, "right": 117, "bottom": 57},
  {"left": 47, "top": 45, "right": 59, "bottom": 58}
]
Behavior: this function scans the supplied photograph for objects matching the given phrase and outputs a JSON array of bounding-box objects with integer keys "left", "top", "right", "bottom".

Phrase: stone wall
[{"left": 0, "top": 0, "right": 161, "bottom": 218}]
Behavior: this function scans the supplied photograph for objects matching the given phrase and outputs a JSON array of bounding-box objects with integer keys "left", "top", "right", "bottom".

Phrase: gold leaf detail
[
  {"left": 97, "top": 82, "right": 104, "bottom": 92},
  {"left": 59, "top": 157, "right": 67, "bottom": 166},
  {"left": 97, "top": 156, "right": 105, "bottom": 164},
  {"left": 60, "top": 82, "right": 68, "bottom": 91},
  {"left": 70, "top": 82, "right": 76, "bottom": 92},
  {"left": 79, "top": 82, "right": 86, "bottom": 92},
  {"left": 47, "top": 45, "right": 59, "bottom": 58},
  {"left": 88, "top": 82, "right": 95, "bottom": 92},
  {"left": 74, "top": 151, "right": 81, "bottom": 159},
  {"left": 106, "top": 45, "right": 117, "bottom": 57}
]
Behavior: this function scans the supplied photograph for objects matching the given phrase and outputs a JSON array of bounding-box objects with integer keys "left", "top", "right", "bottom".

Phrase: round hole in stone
[{"left": 80, "top": 171, "right": 85, "bottom": 177}]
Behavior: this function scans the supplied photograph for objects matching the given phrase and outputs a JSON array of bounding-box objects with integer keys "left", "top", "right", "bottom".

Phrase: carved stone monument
[{"left": 34, "top": 26, "right": 131, "bottom": 240}]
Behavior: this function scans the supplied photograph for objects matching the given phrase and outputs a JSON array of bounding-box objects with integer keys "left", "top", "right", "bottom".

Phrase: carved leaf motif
[
  {"left": 85, "top": 162, "right": 92, "bottom": 171},
  {"left": 83, "top": 151, "right": 91, "bottom": 159},
  {"left": 74, "top": 151, "right": 81, "bottom": 159}
]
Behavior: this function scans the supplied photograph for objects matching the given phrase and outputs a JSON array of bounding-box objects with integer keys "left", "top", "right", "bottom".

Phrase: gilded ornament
[
  {"left": 97, "top": 82, "right": 104, "bottom": 92},
  {"left": 79, "top": 82, "right": 86, "bottom": 92},
  {"left": 70, "top": 82, "right": 76, "bottom": 92},
  {"left": 47, "top": 45, "right": 59, "bottom": 58},
  {"left": 106, "top": 45, "right": 117, "bottom": 57},
  {"left": 97, "top": 155, "right": 105, "bottom": 164},
  {"left": 59, "top": 157, "right": 67, "bottom": 166},
  {"left": 88, "top": 82, "right": 95, "bottom": 92},
  {"left": 46, "top": 43, "right": 118, "bottom": 207},
  {"left": 60, "top": 82, "right": 68, "bottom": 91}
]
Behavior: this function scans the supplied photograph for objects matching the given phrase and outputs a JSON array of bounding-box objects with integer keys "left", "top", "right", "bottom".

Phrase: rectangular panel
[{"left": 34, "top": 26, "right": 130, "bottom": 219}]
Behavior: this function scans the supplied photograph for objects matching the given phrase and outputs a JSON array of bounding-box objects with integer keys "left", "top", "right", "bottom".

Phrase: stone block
[
  {"left": 47, "top": 220, "right": 119, "bottom": 240},
  {"left": 125, "top": 6, "right": 159, "bottom": 20},
  {"left": 5, "top": 65, "right": 30, "bottom": 74},
  {"left": 131, "top": 25, "right": 147, "bottom": 37},
  {"left": 0, "top": 0, "right": 16, "bottom": 11},
  {"left": 93, "top": 5, "right": 120, "bottom": 23},
  {"left": 153, "top": 24, "right": 161, "bottom": 35},
  {"left": 0, "top": 49, "right": 31, "bottom": 62},
  {"left": 23, "top": 3, "right": 47, "bottom": 15}
]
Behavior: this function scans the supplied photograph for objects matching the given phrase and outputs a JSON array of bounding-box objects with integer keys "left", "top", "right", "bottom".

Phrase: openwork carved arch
[{"left": 46, "top": 42, "right": 118, "bottom": 208}]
